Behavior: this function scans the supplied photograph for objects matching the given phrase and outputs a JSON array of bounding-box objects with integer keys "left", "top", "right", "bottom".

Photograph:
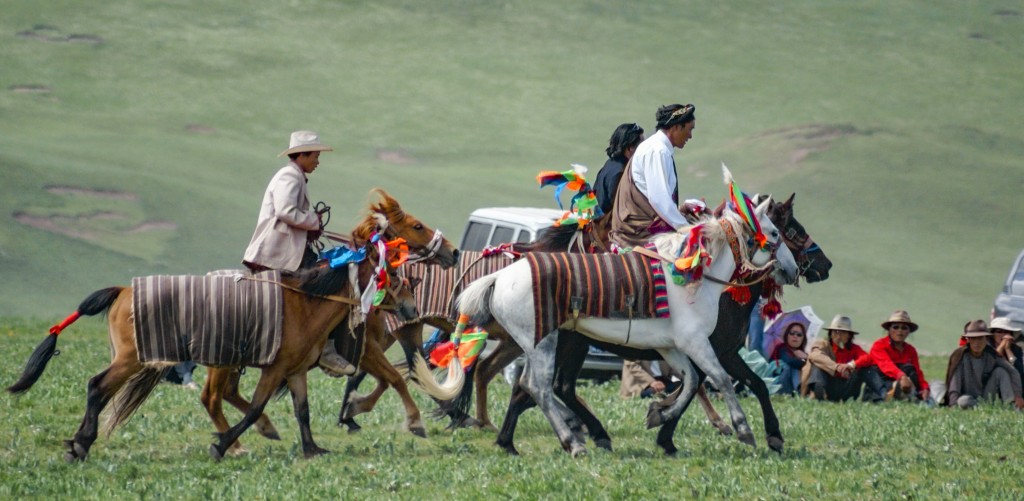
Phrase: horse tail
[
  {"left": 456, "top": 272, "right": 498, "bottom": 327},
  {"left": 406, "top": 351, "right": 464, "bottom": 401},
  {"left": 7, "top": 287, "right": 124, "bottom": 395},
  {"left": 102, "top": 366, "right": 169, "bottom": 436}
]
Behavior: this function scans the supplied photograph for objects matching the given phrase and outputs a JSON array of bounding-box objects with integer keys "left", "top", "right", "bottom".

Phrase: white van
[
  {"left": 459, "top": 207, "right": 623, "bottom": 383},
  {"left": 459, "top": 207, "right": 565, "bottom": 251}
]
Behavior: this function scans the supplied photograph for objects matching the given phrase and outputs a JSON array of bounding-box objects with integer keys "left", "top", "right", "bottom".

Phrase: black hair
[
  {"left": 605, "top": 123, "right": 645, "bottom": 159},
  {"left": 655, "top": 103, "right": 696, "bottom": 130}
]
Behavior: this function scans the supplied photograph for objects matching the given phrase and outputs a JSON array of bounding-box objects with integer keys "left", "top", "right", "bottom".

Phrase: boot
[{"left": 318, "top": 342, "right": 355, "bottom": 377}]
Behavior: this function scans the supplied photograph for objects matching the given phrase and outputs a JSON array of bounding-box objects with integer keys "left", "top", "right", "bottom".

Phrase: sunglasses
[
  {"left": 786, "top": 331, "right": 805, "bottom": 337},
  {"left": 889, "top": 324, "right": 910, "bottom": 331}
]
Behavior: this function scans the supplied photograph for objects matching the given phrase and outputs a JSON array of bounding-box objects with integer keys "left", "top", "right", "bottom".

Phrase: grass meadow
[{"left": 2, "top": 318, "right": 1023, "bottom": 500}]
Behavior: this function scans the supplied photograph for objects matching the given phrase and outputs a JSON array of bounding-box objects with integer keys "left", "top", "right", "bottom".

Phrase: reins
[{"left": 240, "top": 274, "right": 401, "bottom": 311}]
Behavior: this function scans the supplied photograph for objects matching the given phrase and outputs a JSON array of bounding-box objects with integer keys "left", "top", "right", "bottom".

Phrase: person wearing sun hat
[
  {"left": 989, "top": 316, "right": 1024, "bottom": 393},
  {"left": 942, "top": 319, "right": 1024, "bottom": 409},
  {"left": 242, "top": 130, "right": 354, "bottom": 376},
  {"left": 869, "top": 310, "right": 930, "bottom": 401},
  {"left": 801, "top": 314, "right": 888, "bottom": 402}
]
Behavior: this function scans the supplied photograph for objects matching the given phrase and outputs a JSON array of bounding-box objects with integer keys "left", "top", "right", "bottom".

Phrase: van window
[
  {"left": 490, "top": 225, "right": 515, "bottom": 246},
  {"left": 516, "top": 230, "right": 532, "bottom": 244},
  {"left": 462, "top": 221, "right": 493, "bottom": 251}
]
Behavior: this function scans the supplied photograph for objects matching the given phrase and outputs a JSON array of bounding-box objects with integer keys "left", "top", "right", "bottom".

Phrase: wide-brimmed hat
[
  {"left": 825, "top": 314, "right": 858, "bottom": 335},
  {"left": 962, "top": 319, "right": 990, "bottom": 338},
  {"left": 278, "top": 130, "right": 333, "bottom": 157},
  {"left": 881, "top": 310, "right": 919, "bottom": 333},
  {"left": 989, "top": 317, "right": 1022, "bottom": 334}
]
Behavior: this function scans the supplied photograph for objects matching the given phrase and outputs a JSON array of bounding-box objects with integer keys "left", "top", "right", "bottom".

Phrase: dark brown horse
[
  {"left": 6, "top": 190, "right": 451, "bottom": 461},
  {"left": 493, "top": 194, "right": 832, "bottom": 455}
]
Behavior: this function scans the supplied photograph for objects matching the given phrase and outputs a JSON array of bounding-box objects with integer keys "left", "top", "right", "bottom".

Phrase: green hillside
[{"left": 2, "top": 1, "right": 1022, "bottom": 353}]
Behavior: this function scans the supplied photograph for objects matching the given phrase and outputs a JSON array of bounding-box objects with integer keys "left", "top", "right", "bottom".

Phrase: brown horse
[
  {"left": 6, "top": 189, "right": 454, "bottom": 461},
  {"left": 336, "top": 214, "right": 613, "bottom": 434},
  {"left": 195, "top": 189, "right": 460, "bottom": 455}
]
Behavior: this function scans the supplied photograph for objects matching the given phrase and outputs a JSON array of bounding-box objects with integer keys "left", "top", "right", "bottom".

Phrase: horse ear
[
  {"left": 784, "top": 193, "right": 795, "bottom": 206},
  {"left": 755, "top": 196, "right": 771, "bottom": 218},
  {"left": 407, "top": 277, "right": 422, "bottom": 291},
  {"left": 372, "top": 212, "right": 389, "bottom": 231},
  {"left": 371, "top": 188, "right": 400, "bottom": 211}
]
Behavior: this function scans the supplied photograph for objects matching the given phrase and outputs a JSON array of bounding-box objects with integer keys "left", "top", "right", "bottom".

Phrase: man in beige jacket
[
  {"left": 242, "top": 130, "right": 354, "bottom": 376},
  {"left": 801, "top": 314, "right": 887, "bottom": 402}
]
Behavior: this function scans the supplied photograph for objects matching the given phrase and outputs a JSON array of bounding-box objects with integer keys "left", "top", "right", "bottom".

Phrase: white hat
[
  {"left": 279, "top": 130, "right": 333, "bottom": 157},
  {"left": 990, "top": 317, "right": 1022, "bottom": 333}
]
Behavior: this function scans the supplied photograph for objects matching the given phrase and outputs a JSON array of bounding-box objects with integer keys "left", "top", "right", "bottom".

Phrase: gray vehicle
[
  {"left": 993, "top": 248, "right": 1024, "bottom": 325},
  {"left": 460, "top": 207, "right": 623, "bottom": 383}
]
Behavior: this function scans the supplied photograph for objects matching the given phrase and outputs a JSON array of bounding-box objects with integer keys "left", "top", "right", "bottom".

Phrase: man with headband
[{"left": 609, "top": 103, "right": 701, "bottom": 247}]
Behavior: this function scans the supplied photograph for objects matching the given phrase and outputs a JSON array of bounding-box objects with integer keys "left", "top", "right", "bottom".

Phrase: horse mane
[
  {"left": 352, "top": 188, "right": 406, "bottom": 244},
  {"left": 649, "top": 211, "right": 746, "bottom": 261},
  {"left": 517, "top": 222, "right": 581, "bottom": 252},
  {"left": 286, "top": 264, "right": 352, "bottom": 298}
]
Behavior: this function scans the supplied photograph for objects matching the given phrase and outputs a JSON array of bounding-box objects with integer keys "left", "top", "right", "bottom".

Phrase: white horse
[{"left": 453, "top": 168, "right": 799, "bottom": 456}]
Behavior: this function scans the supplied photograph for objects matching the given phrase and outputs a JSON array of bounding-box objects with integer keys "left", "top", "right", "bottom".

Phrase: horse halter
[
  {"left": 404, "top": 229, "right": 445, "bottom": 264},
  {"left": 781, "top": 220, "right": 818, "bottom": 276}
]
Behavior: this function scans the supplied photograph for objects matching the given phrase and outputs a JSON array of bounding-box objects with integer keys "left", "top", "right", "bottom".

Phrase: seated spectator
[
  {"left": 163, "top": 361, "right": 198, "bottom": 390},
  {"left": 619, "top": 360, "right": 678, "bottom": 399},
  {"left": 989, "top": 317, "right": 1024, "bottom": 385},
  {"left": 769, "top": 321, "right": 808, "bottom": 396},
  {"left": 943, "top": 319, "right": 1024, "bottom": 409},
  {"left": 801, "top": 314, "right": 887, "bottom": 402},
  {"left": 870, "top": 310, "right": 930, "bottom": 402}
]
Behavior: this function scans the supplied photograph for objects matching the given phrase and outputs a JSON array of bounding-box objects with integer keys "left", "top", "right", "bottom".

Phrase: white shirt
[{"left": 630, "top": 130, "right": 688, "bottom": 229}]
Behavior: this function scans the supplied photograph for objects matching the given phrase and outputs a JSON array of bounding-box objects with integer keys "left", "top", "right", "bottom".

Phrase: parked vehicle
[
  {"left": 460, "top": 207, "right": 623, "bottom": 383},
  {"left": 992, "top": 248, "right": 1024, "bottom": 325}
]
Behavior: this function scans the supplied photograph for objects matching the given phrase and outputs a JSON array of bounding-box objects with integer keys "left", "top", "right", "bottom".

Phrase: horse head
[
  {"left": 748, "top": 196, "right": 799, "bottom": 285},
  {"left": 353, "top": 188, "right": 459, "bottom": 268},
  {"left": 764, "top": 193, "right": 831, "bottom": 283}
]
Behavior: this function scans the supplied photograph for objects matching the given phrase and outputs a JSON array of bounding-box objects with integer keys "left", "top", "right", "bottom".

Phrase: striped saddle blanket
[
  {"left": 383, "top": 250, "right": 516, "bottom": 332},
  {"left": 131, "top": 270, "right": 283, "bottom": 366},
  {"left": 525, "top": 251, "right": 669, "bottom": 344}
]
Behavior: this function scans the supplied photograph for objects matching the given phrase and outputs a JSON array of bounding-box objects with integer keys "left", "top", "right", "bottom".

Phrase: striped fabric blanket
[
  {"left": 383, "top": 250, "right": 517, "bottom": 332},
  {"left": 131, "top": 271, "right": 283, "bottom": 366},
  {"left": 525, "top": 251, "right": 669, "bottom": 344}
]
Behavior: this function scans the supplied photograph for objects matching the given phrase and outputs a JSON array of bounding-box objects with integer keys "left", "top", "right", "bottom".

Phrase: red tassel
[
  {"left": 49, "top": 311, "right": 80, "bottom": 335},
  {"left": 726, "top": 286, "right": 751, "bottom": 304},
  {"left": 761, "top": 298, "right": 782, "bottom": 320}
]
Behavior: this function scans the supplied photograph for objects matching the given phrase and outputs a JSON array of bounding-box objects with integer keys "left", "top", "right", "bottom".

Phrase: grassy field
[
  {"left": 2, "top": 319, "right": 1023, "bottom": 499},
  {"left": 2, "top": 1, "right": 1023, "bottom": 353}
]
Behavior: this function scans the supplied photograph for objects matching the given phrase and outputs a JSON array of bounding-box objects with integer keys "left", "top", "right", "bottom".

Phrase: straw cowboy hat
[
  {"left": 825, "top": 314, "right": 859, "bottom": 335},
  {"left": 279, "top": 130, "right": 334, "bottom": 157},
  {"left": 881, "top": 310, "right": 919, "bottom": 333},
  {"left": 962, "top": 319, "right": 990, "bottom": 338},
  {"left": 989, "top": 316, "right": 1022, "bottom": 335}
]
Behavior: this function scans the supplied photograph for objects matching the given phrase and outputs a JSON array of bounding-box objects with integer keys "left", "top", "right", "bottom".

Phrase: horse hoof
[
  {"left": 645, "top": 409, "right": 665, "bottom": 429},
  {"left": 227, "top": 443, "right": 250, "bottom": 457},
  {"left": 303, "top": 446, "right": 330, "bottom": 459},
  {"left": 767, "top": 436, "right": 784, "bottom": 454},
  {"left": 478, "top": 422, "right": 498, "bottom": 433},
  {"left": 594, "top": 438, "right": 613, "bottom": 452},
  {"left": 409, "top": 426, "right": 427, "bottom": 438},
  {"left": 497, "top": 442, "right": 519, "bottom": 456},
  {"left": 657, "top": 441, "right": 678, "bottom": 456},
  {"left": 712, "top": 421, "right": 734, "bottom": 436},
  {"left": 570, "top": 445, "right": 587, "bottom": 458},
  {"left": 209, "top": 444, "right": 225, "bottom": 462},
  {"left": 737, "top": 433, "right": 757, "bottom": 448},
  {"left": 257, "top": 425, "right": 281, "bottom": 441},
  {"left": 457, "top": 417, "right": 482, "bottom": 429}
]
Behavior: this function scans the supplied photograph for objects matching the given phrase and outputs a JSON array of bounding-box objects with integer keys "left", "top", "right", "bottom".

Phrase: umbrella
[{"left": 761, "top": 305, "right": 824, "bottom": 358}]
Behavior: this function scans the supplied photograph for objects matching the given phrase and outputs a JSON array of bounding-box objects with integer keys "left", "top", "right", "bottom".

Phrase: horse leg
[
  {"left": 695, "top": 384, "right": 733, "bottom": 436},
  {"left": 494, "top": 378, "right": 537, "bottom": 456},
  {"left": 517, "top": 334, "right": 587, "bottom": 457},
  {"left": 471, "top": 337, "right": 523, "bottom": 431},
  {"left": 553, "top": 330, "right": 612, "bottom": 451},
  {"left": 285, "top": 370, "right": 329, "bottom": 458},
  {"left": 209, "top": 368, "right": 287, "bottom": 461},
  {"left": 685, "top": 343, "right": 755, "bottom": 447},
  {"left": 221, "top": 368, "right": 281, "bottom": 440},
  {"left": 720, "top": 349, "right": 783, "bottom": 453},
  {"left": 64, "top": 358, "right": 142, "bottom": 462},
  {"left": 338, "top": 370, "right": 369, "bottom": 433},
  {"left": 200, "top": 368, "right": 248, "bottom": 456},
  {"left": 355, "top": 339, "right": 427, "bottom": 437},
  {"left": 648, "top": 350, "right": 702, "bottom": 455}
]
